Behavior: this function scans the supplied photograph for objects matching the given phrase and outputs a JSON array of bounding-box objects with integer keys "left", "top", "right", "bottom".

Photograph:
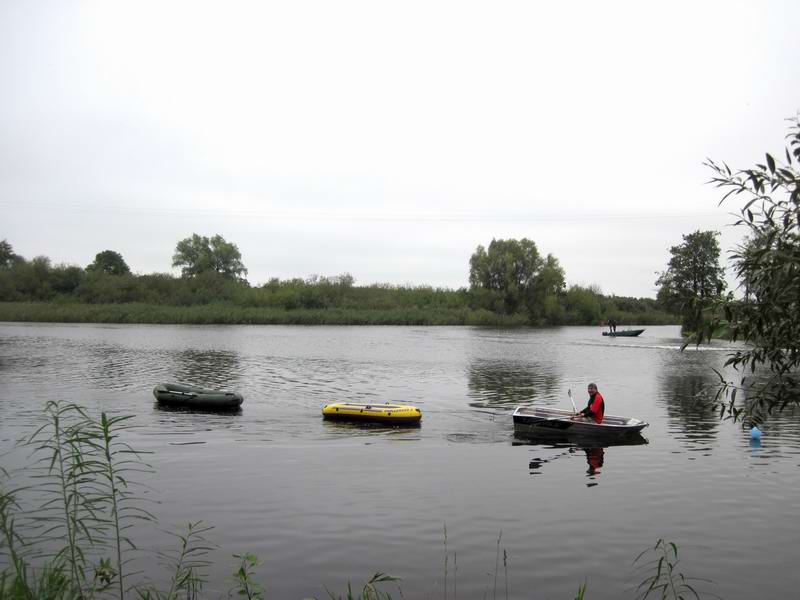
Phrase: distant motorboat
[{"left": 602, "top": 329, "right": 645, "bottom": 337}]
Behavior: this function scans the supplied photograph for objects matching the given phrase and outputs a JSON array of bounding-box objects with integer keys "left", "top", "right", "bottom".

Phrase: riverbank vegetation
[
  {"left": 690, "top": 115, "right": 800, "bottom": 421},
  {"left": 0, "top": 239, "right": 677, "bottom": 326},
  {"left": 0, "top": 402, "right": 712, "bottom": 599},
  {"left": 0, "top": 288, "right": 675, "bottom": 326},
  {"left": 0, "top": 290, "right": 675, "bottom": 327}
]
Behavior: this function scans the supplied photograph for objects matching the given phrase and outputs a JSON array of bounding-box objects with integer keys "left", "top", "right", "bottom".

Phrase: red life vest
[{"left": 588, "top": 391, "right": 605, "bottom": 424}]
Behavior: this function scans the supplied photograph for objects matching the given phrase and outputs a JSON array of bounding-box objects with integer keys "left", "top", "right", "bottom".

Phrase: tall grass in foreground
[
  {"left": 631, "top": 539, "right": 716, "bottom": 600},
  {"left": 0, "top": 402, "right": 219, "bottom": 600},
  {"left": 0, "top": 403, "right": 715, "bottom": 599}
]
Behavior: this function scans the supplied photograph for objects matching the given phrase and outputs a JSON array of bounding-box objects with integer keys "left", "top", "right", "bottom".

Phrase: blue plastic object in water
[{"left": 750, "top": 426, "right": 762, "bottom": 440}]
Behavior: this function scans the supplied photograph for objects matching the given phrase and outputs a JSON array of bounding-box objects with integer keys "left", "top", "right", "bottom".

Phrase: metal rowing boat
[{"left": 512, "top": 406, "right": 648, "bottom": 438}]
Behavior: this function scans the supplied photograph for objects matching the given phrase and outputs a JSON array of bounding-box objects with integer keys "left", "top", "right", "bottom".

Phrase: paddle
[
  {"left": 568, "top": 389, "right": 578, "bottom": 414},
  {"left": 516, "top": 389, "right": 580, "bottom": 428}
]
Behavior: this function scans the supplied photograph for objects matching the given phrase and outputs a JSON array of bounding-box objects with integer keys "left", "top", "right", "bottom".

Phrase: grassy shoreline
[
  {"left": 0, "top": 301, "right": 536, "bottom": 326},
  {"left": 0, "top": 301, "right": 679, "bottom": 326}
]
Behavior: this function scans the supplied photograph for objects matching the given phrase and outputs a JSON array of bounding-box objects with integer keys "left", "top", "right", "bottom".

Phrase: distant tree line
[{"left": 0, "top": 234, "right": 678, "bottom": 326}]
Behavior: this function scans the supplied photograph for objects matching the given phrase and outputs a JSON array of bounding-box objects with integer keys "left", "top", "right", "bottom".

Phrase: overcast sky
[{"left": 2, "top": 1, "right": 798, "bottom": 298}]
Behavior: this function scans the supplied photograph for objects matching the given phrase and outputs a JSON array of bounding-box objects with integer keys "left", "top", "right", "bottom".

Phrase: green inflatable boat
[{"left": 153, "top": 383, "right": 244, "bottom": 410}]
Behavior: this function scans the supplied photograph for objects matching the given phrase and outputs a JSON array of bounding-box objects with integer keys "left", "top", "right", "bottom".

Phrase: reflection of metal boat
[
  {"left": 512, "top": 431, "right": 647, "bottom": 478},
  {"left": 512, "top": 406, "right": 648, "bottom": 438},
  {"left": 602, "top": 329, "right": 645, "bottom": 337},
  {"left": 153, "top": 383, "right": 243, "bottom": 411},
  {"left": 512, "top": 429, "right": 648, "bottom": 447},
  {"left": 322, "top": 402, "right": 422, "bottom": 425},
  {"left": 514, "top": 431, "right": 647, "bottom": 479}
]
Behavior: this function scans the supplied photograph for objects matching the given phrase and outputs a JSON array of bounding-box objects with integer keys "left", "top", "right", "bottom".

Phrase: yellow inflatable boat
[{"left": 322, "top": 402, "right": 422, "bottom": 424}]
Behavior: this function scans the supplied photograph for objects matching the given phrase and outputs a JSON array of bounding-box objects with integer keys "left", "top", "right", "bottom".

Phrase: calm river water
[{"left": 0, "top": 323, "right": 798, "bottom": 599}]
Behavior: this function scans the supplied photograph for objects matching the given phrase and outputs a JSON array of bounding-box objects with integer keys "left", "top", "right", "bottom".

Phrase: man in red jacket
[{"left": 573, "top": 382, "right": 605, "bottom": 424}]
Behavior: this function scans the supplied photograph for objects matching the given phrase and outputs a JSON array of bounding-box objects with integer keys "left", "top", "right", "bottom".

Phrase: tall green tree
[
  {"left": 172, "top": 234, "right": 248, "bottom": 280},
  {"left": 87, "top": 250, "right": 131, "bottom": 276},
  {"left": 563, "top": 284, "right": 604, "bottom": 325},
  {"left": 0, "top": 239, "right": 21, "bottom": 269},
  {"left": 468, "top": 238, "right": 564, "bottom": 319},
  {"left": 527, "top": 254, "right": 566, "bottom": 323},
  {"left": 655, "top": 230, "right": 726, "bottom": 331},
  {"left": 12, "top": 256, "right": 53, "bottom": 300},
  {"left": 50, "top": 264, "right": 85, "bottom": 294},
  {"left": 698, "top": 115, "right": 800, "bottom": 420}
]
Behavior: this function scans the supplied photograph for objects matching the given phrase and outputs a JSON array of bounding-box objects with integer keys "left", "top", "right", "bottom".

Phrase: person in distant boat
[
  {"left": 572, "top": 383, "right": 605, "bottom": 424},
  {"left": 608, "top": 318, "right": 617, "bottom": 333}
]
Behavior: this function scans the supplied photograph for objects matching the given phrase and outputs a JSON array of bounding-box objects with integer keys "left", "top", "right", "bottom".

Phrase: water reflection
[
  {"left": 514, "top": 432, "right": 648, "bottom": 485},
  {"left": 659, "top": 373, "right": 720, "bottom": 438},
  {"left": 466, "top": 359, "right": 560, "bottom": 410},
  {"left": 165, "top": 349, "right": 243, "bottom": 389},
  {"left": 584, "top": 446, "right": 604, "bottom": 476},
  {"left": 149, "top": 402, "right": 245, "bottom": 438},
  {"left": 730, "top": 370, "right": 800, "bottom": 442},
  {"left": 320, "top": 419, "right": 422, "bottom": 442},
  {"left": 321, "top": 419, "right": 421, "bottom": 433},
  {"left": 656, "top": 348, "right": 722, "bottom": 447},
  {"left": 85, "top": 344, "right": 139, "bottom": 391},
  {"left": 657, "top": 345, "right": 800, "bottom": 452},
  {"left": 513, "top": 430, "right": 649, "bottom": 449},
  {"left": 153, "top": 402, "right": 243, "bottom": 416}
]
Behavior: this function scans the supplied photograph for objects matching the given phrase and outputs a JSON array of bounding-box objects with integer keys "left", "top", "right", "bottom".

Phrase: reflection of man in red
[
  {"left": 584, "top": 447, "right": 604, "bottom": 475},
  {"left": 573, "top": 383, "right": 605, "bottom": 424}
]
